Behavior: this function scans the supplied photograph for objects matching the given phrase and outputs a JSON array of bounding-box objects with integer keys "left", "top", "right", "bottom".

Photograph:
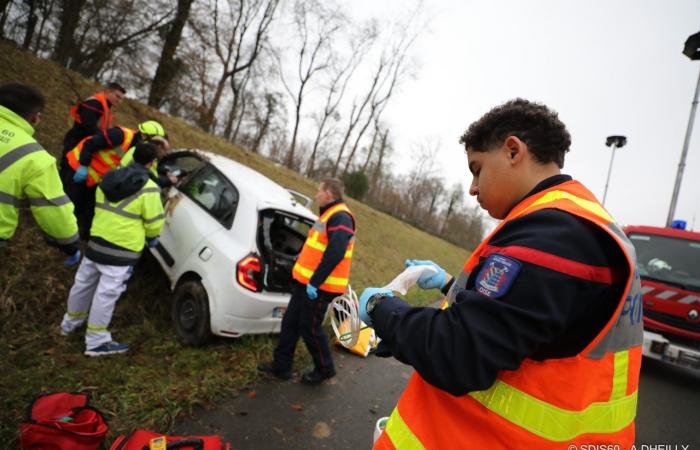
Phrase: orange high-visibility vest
[
  {"left": 66, "top": 127, "right": 135, "bottom": 187},
  {"left": 292, "top": 202, "right": 355, "bottom": 294},
  {"left": 375, "top": 180, "right": 643, "bottom": 450},
  {"left": 69, "top": 92, "right": 112, "bottom": 135}
]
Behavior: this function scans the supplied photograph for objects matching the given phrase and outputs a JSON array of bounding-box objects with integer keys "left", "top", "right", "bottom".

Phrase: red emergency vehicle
[{"left": 624, "top": 224, "right": 700, "bottom": 371}]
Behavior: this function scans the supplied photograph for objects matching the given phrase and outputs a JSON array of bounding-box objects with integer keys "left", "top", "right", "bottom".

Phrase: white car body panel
[{"left": 150, "top": 150, "right": 316, "bottom": 338}]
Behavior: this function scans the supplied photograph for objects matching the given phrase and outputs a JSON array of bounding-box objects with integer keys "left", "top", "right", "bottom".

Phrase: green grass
[{"left": 0, "top": 40, "right": 470, "bottom": 446}]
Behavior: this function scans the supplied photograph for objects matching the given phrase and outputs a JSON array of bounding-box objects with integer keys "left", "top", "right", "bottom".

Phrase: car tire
[{"left": 172, "top": 280, "right": 211, "bottom": 346}]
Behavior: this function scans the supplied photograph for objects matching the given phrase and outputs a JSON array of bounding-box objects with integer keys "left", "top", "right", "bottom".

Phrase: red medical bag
[{"left": 110, "top": 429, "right": 230, "bottom": 450}]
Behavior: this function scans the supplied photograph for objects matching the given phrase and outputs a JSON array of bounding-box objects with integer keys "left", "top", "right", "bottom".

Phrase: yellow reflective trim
[
  {"left": 525, "top": 190, "right": 613, "bottom": 223},
  {"left": 469, "top": 380, "right": 637, "bottom": 441},
  {"left": 384, "top": 406, "right": 426, "bottom": 450},
  {"left": 610, "top": 350, "right": 629, "bottom": 401},
  {"left": 292, "top": 263, "right": 348, "bottom": 287},
  {"left": 87, "top": 324, "right": 108, "bottom": 332},
  {"left": 67, "top": 310, "right": 88, "bottom": 318},
  {"left": 307, "top": 239, "right": 327, "bottom": 251}
]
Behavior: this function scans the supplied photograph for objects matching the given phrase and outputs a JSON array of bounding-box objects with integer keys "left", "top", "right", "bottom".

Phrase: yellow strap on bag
[{"left": 334, "top": 318, "right": 376, "bottom": 357}]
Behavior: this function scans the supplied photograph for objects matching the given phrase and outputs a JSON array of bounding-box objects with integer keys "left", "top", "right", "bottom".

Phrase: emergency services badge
[{"left": 475, "top": 253, "right": 521, "bottom": 298}]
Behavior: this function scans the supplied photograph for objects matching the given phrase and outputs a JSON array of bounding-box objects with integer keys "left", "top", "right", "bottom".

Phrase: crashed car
[{"left": 150, "top": 149, "right": 316, "bottom": 345}]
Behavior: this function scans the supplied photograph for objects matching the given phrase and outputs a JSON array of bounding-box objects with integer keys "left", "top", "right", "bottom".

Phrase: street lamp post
[
  {"left": 602, "top": 135, "right": 627, "bottom": 206},
  {"left": 666, "top": 30, "right": 700, "bottom": 227}
]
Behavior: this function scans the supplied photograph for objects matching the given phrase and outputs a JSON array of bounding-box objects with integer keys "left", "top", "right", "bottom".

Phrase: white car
[{"left": 149, "top": 149, "right": 316, "bottom": 345}]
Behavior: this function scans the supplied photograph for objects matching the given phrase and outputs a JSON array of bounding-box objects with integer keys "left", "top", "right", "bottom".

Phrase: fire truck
[{"left": 624, "top": 223, "right": 700, "bottom": 371}]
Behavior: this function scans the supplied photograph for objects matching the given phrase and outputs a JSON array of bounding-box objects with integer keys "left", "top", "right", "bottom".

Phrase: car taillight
[{"left": 237, "top": 255, "right": 262, "bottom": 292}]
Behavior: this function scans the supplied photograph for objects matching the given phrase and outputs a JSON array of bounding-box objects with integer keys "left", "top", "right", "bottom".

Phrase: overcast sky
[{"left": 346, "top": 0, "right": 700, "bottom": 231}]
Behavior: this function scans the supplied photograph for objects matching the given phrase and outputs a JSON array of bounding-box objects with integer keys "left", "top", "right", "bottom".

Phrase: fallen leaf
[
  {"left": 291, "top": 404, "right": 303, "bottom": 411},
  {"left": 247, "top": 390, "right": 257, "bottom": 398},
  {"left": 312, "top": 422, "right": 331, "bottom": 439},
  {"left": 293, "top": 427, "right": 304, "bottom": 433}
]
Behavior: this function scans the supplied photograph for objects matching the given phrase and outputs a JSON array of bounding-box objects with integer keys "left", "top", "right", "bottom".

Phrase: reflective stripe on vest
[
  {"left": 67, "top": 128, "right": 135, "bottom": 187},
  {"left": 380, "top": 180, "right": 642, "bottom": 449},
  {"left": 292, "top": 202, "right": 355, "bottom": 293},
  {"left": 0, "top": 142, "right": 43, "bottom": 173}
]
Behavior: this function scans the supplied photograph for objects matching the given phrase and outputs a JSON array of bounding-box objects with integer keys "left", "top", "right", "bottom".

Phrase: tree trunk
[
  {"left": 148, "top": 0, "right": 194, "bottom": 108},
  {"left": 53, "top": 0, "right": 85, "bottom": 67},
  {"left": 0, "top": 0, "right": 12, "bottom": 37},
  {"left": 22, "top": 0, "right": 38, "bottom": 49}
]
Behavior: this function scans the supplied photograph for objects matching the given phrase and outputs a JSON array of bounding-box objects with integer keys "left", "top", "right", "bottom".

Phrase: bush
[{"left": 342, "top": 170, "right": 369, "bottom": 200}]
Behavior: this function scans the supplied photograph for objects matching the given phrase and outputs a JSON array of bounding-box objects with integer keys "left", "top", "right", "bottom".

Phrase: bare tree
[
  {"left": 441, "top": 183, "right": 464, "bottom": 234},
  {"left": 277, "top": 0, "right": 343, "bottom": 170},
  {"left": 52, "top": 0, "right": 85, "bottom": 66},
  {"left": 331, "top": 4, "right": 424, "bottom": 176},
  {"left": 148, "top": 0, "right": 195, "bottom": 108},
  {"left": 195, "top": 0, "right": 279, "bottom": 133},
  {"left": 305, "top": 28, "right": 373, "bottom": 176}
]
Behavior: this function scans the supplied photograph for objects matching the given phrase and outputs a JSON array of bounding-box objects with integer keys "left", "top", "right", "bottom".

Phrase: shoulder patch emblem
[{"left": 475, "top": 253, "right": 522, "bottom": 299}]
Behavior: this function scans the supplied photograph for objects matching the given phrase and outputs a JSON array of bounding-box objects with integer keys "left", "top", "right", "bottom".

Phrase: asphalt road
[{"left": 174, "top": 348, "right": 700, "bottom": 449}]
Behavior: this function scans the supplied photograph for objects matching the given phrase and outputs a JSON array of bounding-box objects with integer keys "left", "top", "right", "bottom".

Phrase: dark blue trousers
[{"left": 273, "top": 281, "right": 335, "bottom": 374}]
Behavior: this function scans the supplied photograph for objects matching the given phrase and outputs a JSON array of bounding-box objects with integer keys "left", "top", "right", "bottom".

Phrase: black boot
[
  {"left": 300, "top": 367, "right": 336, "bottom": 386},
  {"left": 257, "top": 362, "right": 292, "bottom": 380}
]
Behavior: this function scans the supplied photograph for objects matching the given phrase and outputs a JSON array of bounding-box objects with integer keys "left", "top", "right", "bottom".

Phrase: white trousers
[{"left": 60, "top": 257, "right": 132, "bottom": 350}]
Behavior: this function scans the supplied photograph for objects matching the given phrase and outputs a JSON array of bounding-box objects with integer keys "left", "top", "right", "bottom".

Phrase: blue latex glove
[
  {"left": 405, "top": 259, "right": 447, "bottom": 290},
  {"left": 72, "top": 165, "right": 88, "bottom": 183},
  {"left": 359, "top": 287, "right": 393, "bottom": 326},
  {"left": 64, "top": 249, "right": 81, "bottom": 266},
  {"left": 146, "top": 237, "right": 160, "bottom": 248},
  {"left": 306, "top": 284, "right": 318, "bottom": 300}
]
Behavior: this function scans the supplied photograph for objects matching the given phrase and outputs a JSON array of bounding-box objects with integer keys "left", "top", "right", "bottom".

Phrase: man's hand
[
  {"left": 405, "top": 259, "right": 447, "bottom": 290},
  {"left": 72, "top": 165, "right": 88, "bottom": 183},
  {"left": 146, "top": 237, "right": 160, "bottom": 248},
  {"left": 64, "top": 249, "right": 81, "bottom": 266},
  {"left": 359, "top": 287, "right": 392, "bottom": 326},
  {"left": 306, "top": 284, "right": 318, "bottom": 300}
]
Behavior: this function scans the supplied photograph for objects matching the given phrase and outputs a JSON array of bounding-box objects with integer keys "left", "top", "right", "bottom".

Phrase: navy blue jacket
[
  {"left": 308, "top": 199, "right": 355, "bottom": 290},
  {"left": 62, "top": 98, "right": 112, "bottom": 153},
  {"left": 78, "top": 127, "right": 141, "bottom": 167},
  {"left": 370, "top": 175, "right": 629, "bottom": 396}
]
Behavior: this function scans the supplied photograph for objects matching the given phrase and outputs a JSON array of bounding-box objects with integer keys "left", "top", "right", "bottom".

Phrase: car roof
[
  {"left": 183, "top": 149, "right": 316, "bottom": 221},
  {"left": 624, "top": 225, "right": 700, "bottom": 241}
]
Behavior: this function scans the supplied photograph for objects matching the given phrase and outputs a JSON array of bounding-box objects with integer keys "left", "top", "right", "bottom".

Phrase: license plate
[
  {"left": 677, "top": 350, "right": 700, "bottom": 369},
  {"left": 273, "top": 307, "right": 286, "bottom": 318}
]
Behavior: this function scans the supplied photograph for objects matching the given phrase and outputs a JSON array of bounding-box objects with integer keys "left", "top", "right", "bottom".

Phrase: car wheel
[{"left": 172, "top": 280, "right": 211, "bottom": 346}]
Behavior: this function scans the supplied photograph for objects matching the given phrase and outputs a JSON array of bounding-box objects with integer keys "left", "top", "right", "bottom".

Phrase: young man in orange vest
[
  {"left": 61, "top": 120, "right": 166, "bottom": 239},
  {"left": 61, "top": 82, "right": 126, "bottom": 166},
  {"left": 258, "top": 178, "right": 356, "bottom": 385},
  {"left": 360, "top": 99, "right": 643, "bottom": 449}
]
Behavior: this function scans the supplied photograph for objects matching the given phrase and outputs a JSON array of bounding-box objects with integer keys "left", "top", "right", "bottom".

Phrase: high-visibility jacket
[
  {"left": 119, "top": 147, "right": 158, "bottom": 178},
  {"left": 69, "top": 92, "right": 112, "bottom": 135},
  {"left": 87, "top": 177, "right": 164, "bottom": 265},
  {"left": 0, "top": 105, "right": 78, "bottom": 246},
  {"left": 292, "top": 202, "right": 355, "bottom": 293},
  {"left": 375, "top": 180, "right": 643, "bottom": 450},
  {"left": 66, "top": 127, "right": 135, "bottom": 187}
]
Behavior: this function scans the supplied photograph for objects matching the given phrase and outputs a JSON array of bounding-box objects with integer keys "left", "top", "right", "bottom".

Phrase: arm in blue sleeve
[{"left": 79, "top": 127, "right": 124, "bottom": 166}]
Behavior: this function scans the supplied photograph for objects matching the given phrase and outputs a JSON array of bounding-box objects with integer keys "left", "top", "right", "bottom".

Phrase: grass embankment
[{"left": 0, "top": 40, "right": 469, "bottom": 446}]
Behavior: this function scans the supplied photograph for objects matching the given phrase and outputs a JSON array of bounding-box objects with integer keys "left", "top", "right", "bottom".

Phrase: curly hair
[{"left": 458, "top": 99, "right": 571, "bottom": 168}]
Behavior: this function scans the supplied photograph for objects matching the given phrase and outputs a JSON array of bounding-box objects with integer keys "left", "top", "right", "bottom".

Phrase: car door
[{"left": 158, "top": 162, "right": 239, "bottom": 276}]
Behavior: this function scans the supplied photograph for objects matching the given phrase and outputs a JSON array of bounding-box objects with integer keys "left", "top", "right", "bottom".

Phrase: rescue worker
[
  {"left": 61, "top": 82, "right": 126, "bottom": 168},
  {"left": 62, "top": 120, "right": 166, "bottom": 238},
  {"left": 120, "top": 135, "right": 177, "bottom": 188},
  {"left": 359, "top": 99, "right": 643, "bottom": 449},
  {"left": 258, "top": 178, "right": 356, "bottom": 385},
  {"left": 0, "top": 83, "right": 80, "bottom": 262},
  {"left": 60, "top": 142, "right": 164, "bottom": 356}
]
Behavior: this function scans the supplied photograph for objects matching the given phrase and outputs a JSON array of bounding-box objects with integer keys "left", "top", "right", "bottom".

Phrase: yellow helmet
[{"left": 138, "top": 120, "right": 165, "bottom": 137}]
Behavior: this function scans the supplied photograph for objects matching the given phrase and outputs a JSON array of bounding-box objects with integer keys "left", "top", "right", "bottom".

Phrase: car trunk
[{"left": 257, "top": 209, "right": 313, "bottom": 293}]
